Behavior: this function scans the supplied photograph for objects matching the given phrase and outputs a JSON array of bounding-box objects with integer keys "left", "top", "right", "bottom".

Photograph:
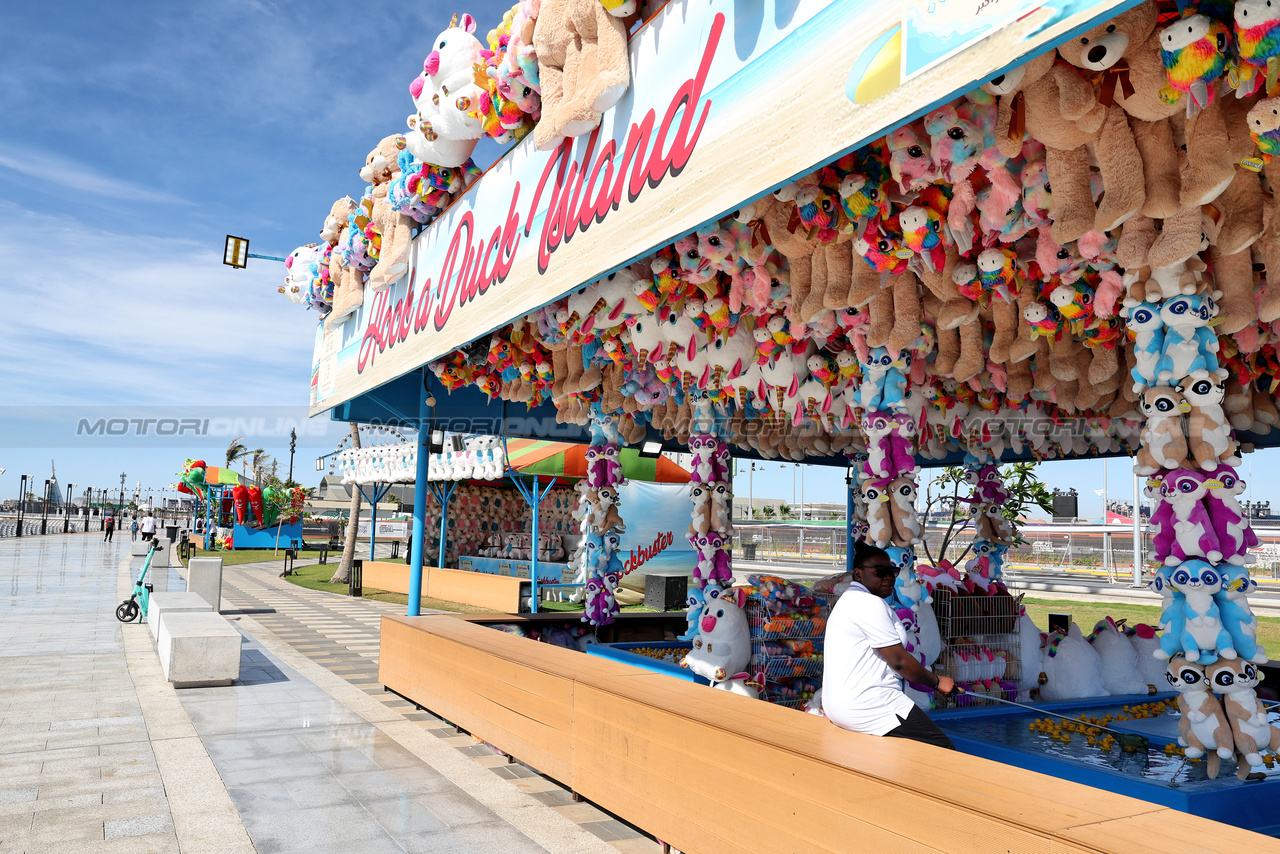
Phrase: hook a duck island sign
[{"left": 311, "top": 0, "right": 1131, "bottom": 416}]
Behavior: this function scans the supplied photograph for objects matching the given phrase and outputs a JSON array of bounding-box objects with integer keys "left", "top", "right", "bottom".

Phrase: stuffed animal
[
  {"left": 1232, "top": 0, "right": 1280, "bottom": 97},
  {"left": 1158, "top": 471, "right": 1224, "bottom": 565},
  {"left": 681, "top": 586, "right": 752, "bottom": 685},
  {"left": 406, "top": 15, "right": 487, "bottom": 167},
  {"left": 678, "top": 585, "right": 711, "bottom": 641},
  {"left": 1038, "top": 623, "right": 1108, "bottom": 701},
  {"left": 1088, "top": 617, "right": 1148, "bottom": 695},
  {"left": 532, "top": 0, "right": 630, "bottom": 150},
  {"left": 1214, "top": 564, "right": 1269, "bottom": 663},
  {"left": 1169, "top": 559, "right": 1237, "bottom": 663},
  {"left": 1135, "top": 386, "right": 1190, "bottom": 474},
  {"left": 1166, "top": 656, "right": 1235, "bottom": 779},
  {"left": 861, "top": 479, "right": 893, "bottom": 548},
  {"left": 1205, "top": 657, "right": 1280, "bottom": 776},
  {"left": 887, "top": 477, "right": 922, "bottom": 546},
  {"left": 1156, "top": 293, "right": 1223, "bottom": 385},
  {"left": 1177, "top": 369, "right": 1238, "bottom": 471},
  {"left": 1123, "top": 299, "right": 1165, "bottom": 391},
  {"left": 1203, "top": 466, "right": 1260, "bottom": 564}
]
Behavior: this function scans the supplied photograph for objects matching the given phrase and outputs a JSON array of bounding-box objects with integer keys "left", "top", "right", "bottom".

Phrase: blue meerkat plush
[
  {"left": 1156, "top": 293, "right": 1223, "bottom": 385},
  {"left": 1123, "top": 299, "right": 1164, "bottom": 391}
]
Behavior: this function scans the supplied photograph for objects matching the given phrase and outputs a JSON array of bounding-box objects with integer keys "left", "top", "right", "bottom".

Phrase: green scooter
[{"left": 115, "top": 539, "right": 161, "bottom": 623}]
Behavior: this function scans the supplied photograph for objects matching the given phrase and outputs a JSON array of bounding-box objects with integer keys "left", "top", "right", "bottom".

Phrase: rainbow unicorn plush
[
  {"left": 1232, "top": 0, "right": 1280, "bottom": 96},
  {"left": 1159, "top": 10, "right": 1232, "bottom": 114}
]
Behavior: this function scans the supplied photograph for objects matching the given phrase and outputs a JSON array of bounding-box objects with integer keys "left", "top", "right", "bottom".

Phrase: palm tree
[
  {"left": 778, "top": 503, "right": 792, "bottom": 519},
  {"left": 331, "top": 423, "right": 363, "bottom": 585},
  {"left": 250, "top": 450, "right": 270, "bottom": 484},
  {"left": 226, "top": 438, "right": 248, "bottom": 469},
  {"left": 762, "top": 505, "right": 776, "bottom": 519}
]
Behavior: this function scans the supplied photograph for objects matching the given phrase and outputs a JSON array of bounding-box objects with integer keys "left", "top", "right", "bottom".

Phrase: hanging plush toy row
[
  {"left": 576, "top": 411, "right": 627, "bottom": 626},
  {"left": 282, "top": 0, "right": 657, "bottom": 317}
]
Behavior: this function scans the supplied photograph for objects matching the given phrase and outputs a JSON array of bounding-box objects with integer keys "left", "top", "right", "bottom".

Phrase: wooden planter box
[{"left": 379, "top": 614, "right": 1272, "bottom": 854}]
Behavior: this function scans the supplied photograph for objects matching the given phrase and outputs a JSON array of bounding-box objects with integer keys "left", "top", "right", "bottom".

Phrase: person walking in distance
[
  {"left": 130, "top": 518, "right": 139, "bottom": 541},
  {"left": 103, "top": 515, "right": 115, "bottom": 543},
  {"left": 139, "top": 512, "right": 156, "bottom": 542}
]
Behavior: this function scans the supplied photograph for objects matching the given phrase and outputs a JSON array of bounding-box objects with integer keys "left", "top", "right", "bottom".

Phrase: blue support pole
[
  {"left": 508, "top": 472, "right": 557, "bottom": 614},
  {"left": 846, "top": 479, "right": 855, "bottom": 575},
  {"left": 435, "top": 482, "right": 455, "bottom": 569},
  {"left": 409, "top": 391, "right": 430, "bottom": 616}
]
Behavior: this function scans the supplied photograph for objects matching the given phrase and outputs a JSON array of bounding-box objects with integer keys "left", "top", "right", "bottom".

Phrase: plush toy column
[
  {"left": 856, "top": 349, "right": 925, "bottom": 613},
  {"left": 577, "top": 409, "right": 628, "bottom": 627},
  {"left": 1127, "top": 272, "right": 1273, "bottom": 778},
  {"left": 687, "top": 411, "right": 734, "bottom": 592}
]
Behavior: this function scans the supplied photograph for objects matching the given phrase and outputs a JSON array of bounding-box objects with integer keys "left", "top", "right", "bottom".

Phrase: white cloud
[
  {"left": 0, "top": 200, "right": 319, "bottom": 407},
  {"left": 0, "top": 145, "right": 187, "bottom": 205}
]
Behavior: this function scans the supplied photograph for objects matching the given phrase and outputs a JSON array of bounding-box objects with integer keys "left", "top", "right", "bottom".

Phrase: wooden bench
[{"left": 380, "top": 614, "right": 1277, "bottom": 854}]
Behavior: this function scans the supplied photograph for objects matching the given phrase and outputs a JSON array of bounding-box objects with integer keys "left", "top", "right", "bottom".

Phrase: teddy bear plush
[
  {"left": 326, "top": 196, "right": 373, "bottom": 328},
  {"left": 1062, "top": 2, "right": 1237, "bottom": 218},
  {"left": 984, "top": 52, "right": 1129, "bottom": 242},
  {"left": 532, "top": 0, "right": 630, "bottom": 150},
  {"left": 362, "top": 135, "right": 418, "bottom": 292}
]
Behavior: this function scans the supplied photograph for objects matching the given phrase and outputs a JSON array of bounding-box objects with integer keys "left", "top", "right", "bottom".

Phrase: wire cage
[
  {"left": 745, "top": 596, "right": 830, "bottom": 708},
  {"left": 930, "top": 587, "right": 1025, "bottom": 709}
]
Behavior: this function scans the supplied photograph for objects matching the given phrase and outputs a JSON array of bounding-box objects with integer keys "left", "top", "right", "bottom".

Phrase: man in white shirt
[
  {"left": 140, "top": 514, "right": 157, "bottom": 542},
  {"left": 823, "top": 543, "right": 956, "bottom": 749}
]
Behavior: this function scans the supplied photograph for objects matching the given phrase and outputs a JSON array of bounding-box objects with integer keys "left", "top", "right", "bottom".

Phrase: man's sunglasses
[{"left": 862, "top": 564, "right": 897, "bottom": 578}]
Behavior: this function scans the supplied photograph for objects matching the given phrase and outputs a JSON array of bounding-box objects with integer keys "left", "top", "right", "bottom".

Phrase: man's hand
[{"left": 935, "top": 674, "right": 956, "bottom": 696}]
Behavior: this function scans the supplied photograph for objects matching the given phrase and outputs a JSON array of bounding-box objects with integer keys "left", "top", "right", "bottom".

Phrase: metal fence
[{"left": 730, "top": 523, "right": 1280, "bottom": 581}]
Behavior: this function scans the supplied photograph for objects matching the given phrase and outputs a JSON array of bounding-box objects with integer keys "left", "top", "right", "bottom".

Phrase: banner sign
[
  {"left": 355, "top": 519, "right": 408, "bottom": 539},
  {"left": 457, "top": 555, "right": 573, "bottom": 585},
  {"left": 614, "top": 482, "right": 695, "bottom": 588},
  {"left": 311, "top": 0, "right": 1129, "bottom": 416}
]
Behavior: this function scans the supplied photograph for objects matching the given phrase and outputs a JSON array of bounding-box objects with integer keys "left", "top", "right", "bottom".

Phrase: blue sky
[
  {"left": 0, "top": 0, "right": 514, "bottom": 503},
  {"left": 1, "top": 0, "right": 1278, "bottom": 520}
]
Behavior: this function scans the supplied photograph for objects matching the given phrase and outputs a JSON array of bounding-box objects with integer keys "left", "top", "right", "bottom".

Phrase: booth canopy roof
[
  {"left": 504, "top": 439, "right": 690, "bottom": 483},
  {"left": 192, "top": 466, "right": 243, "bottom": 486}
]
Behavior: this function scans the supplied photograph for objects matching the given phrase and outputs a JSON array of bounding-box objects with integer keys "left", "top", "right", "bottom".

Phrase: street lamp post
[
  {"left": 118, "top": 473, "right": 127, "bottom": 517},
  {"left": 65, "top": 483, "right": 76, "bottom": 533},
  {"left": 41, "top": 479, "right": 51, "bottom": 535},
  {"left": 16, "top": 474, "right": 28, "bottom": 537},
  {"left": 288, "top": 428, "right": 297, "bottom": 486}
]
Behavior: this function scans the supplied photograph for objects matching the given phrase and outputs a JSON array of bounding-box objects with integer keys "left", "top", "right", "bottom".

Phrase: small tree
[
  {"left": 761, "top": 505, "right": 776, "bottom": 519},
  {"left": 778, "top": 503, "right": 792, "bottom": 519},
  {"left": 920, "top": 462, "right": 1054, "bottom": 567}
]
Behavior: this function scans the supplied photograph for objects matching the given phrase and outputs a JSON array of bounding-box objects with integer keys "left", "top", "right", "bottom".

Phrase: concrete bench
[
  {"left": 157, "top": 612, "right": 242, "bottom": 687},
  {"left": 146, "top": 593, "right": 213, "bottom": 641},
  {"left": 187, "top": 556, "right": 223, "bottom": 612}
]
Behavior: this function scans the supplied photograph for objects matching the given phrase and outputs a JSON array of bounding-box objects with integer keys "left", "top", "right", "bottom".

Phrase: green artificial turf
[{"left": 1020, "top": 596, "right": 1280, "bottom": 654}]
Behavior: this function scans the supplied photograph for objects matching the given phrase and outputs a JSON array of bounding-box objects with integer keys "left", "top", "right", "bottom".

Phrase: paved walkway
[{"left": 0, "top": 534, "right": 658, "bottom": 854}]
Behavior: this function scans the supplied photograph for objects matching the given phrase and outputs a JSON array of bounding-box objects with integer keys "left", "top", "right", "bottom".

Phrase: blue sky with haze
[{"left": 1, "top": 0, "right": 1277, "bottom": 519}]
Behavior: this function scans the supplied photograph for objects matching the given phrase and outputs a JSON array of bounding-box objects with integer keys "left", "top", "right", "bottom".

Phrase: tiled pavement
[
  {"left": 213, "top": 560, "right": 662, "bottom": 854},
  {"left": 0, "top": 535, "right": 659, "bottom": 854}
]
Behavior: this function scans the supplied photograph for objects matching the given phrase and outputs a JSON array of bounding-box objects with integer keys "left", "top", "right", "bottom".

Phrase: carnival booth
[
  {"left": 295, "top": 0, "right": 1280, "bottom": 846},
  {"left": 333, "top": 434, "right": 692, "bottom": 610},
  {"left": 177, "top": 459, "right": 305, "bottom": 550}
]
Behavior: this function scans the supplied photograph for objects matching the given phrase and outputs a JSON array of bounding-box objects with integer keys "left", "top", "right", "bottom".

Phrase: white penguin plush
[
  {"left": 1126, "top": 623, "right": 1170, "bottom": 689},
  {"left": 1088, "top": 618, "right": 1148, "bottom": 696},
  {"left": 1038, "top": 623, "right": 1108, "bottom": 701},
  {"left": 1015, "top": 613, "right": 1044, "bottom": 700},
  {"left": 680, "top": 587, "right": 756, "bottom": 697},
  {"left": 916, "top": 603, "right": 944, "bottom": 667}
]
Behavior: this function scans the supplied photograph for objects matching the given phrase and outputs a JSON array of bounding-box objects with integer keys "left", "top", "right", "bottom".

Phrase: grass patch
[
  {"left": 282, "top": 561, "right": 495, "bottom": 613},
  {"left": 178, "top": 548, "right": 296, "bottom": 567},
  {"left": 538, "top": 599, "right": 658, "bottom": 614},
  {"left": 1021, "top": 597, "right": 1280, "bottom": 654}
]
